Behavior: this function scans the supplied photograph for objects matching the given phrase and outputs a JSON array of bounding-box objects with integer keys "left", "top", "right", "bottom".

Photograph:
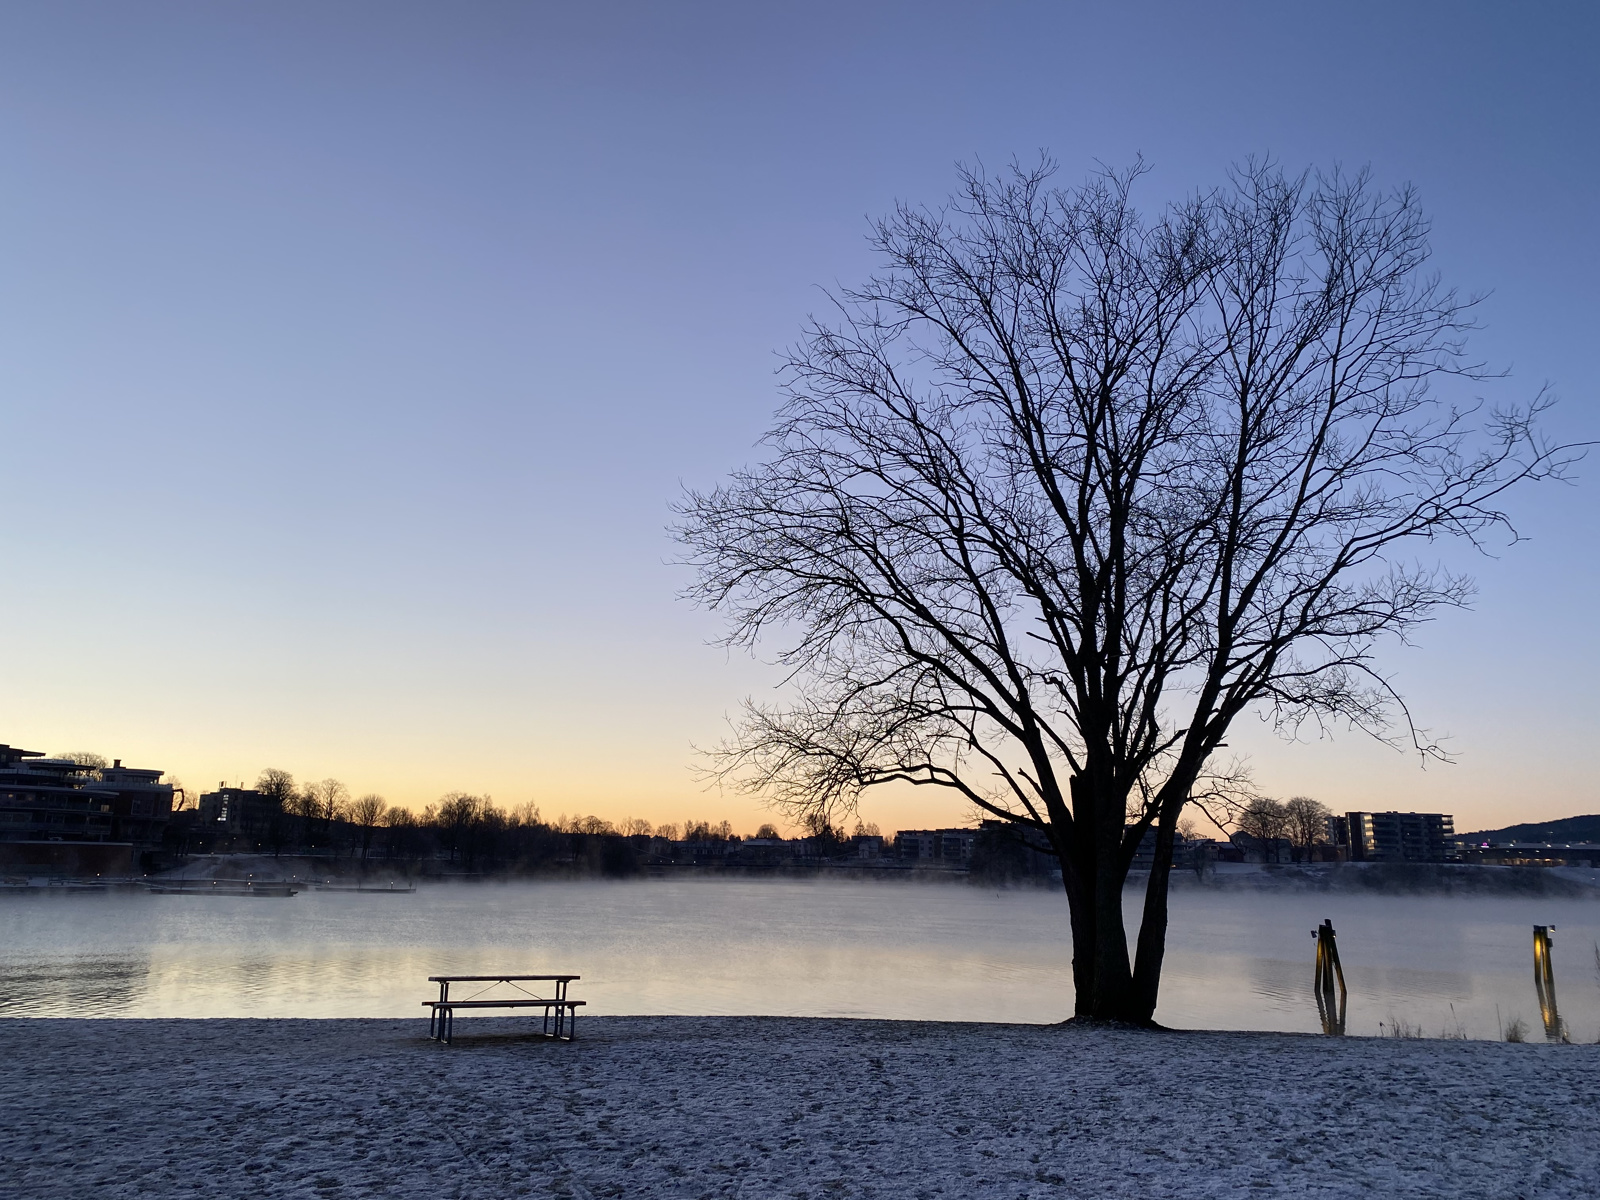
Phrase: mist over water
[{"left": 2, "top": 880, "right": 1596, "bottom": 1040}]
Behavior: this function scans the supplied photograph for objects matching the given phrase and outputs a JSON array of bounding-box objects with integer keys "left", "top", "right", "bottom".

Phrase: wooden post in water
[
  {"left": 1533, "top": 924, "right": 1563, "bottom": 1041},
  {"left": 1312, "top": 919, "right": 1348, "bottom": 1035}
]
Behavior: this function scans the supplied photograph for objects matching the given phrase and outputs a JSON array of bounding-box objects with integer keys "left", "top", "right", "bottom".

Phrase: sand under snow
[{"left": 3, "top": 1016, "right": 1597, "bottom": 1198}]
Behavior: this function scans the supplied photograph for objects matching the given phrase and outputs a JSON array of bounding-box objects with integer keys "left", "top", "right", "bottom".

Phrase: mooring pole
[
  {"left": 1533, "top": 924, "right": 1562, "bottom": 1041},
  {"left": 1312, "top": 919, "right": 1347, "bottom": 1035}
]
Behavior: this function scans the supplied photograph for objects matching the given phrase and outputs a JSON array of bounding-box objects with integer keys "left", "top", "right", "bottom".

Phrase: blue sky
[{"left": 0, "top": 1, "right": 1594, "bottom": 832}]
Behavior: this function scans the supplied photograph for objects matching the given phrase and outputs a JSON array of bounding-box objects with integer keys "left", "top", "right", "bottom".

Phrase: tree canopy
[{"left": 679, "top": 158, "right": 1574, "bottom": 1022}]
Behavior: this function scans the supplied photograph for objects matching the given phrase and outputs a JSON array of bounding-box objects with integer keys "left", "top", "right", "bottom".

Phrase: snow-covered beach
[{"left": 3, "top": 1016, "right": 1596, "bottom": 1198}]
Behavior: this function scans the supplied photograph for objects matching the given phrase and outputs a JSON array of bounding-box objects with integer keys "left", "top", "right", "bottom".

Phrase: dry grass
[{"left": 1380, "top": 1016, "right": 1424, "bottom": 1038}]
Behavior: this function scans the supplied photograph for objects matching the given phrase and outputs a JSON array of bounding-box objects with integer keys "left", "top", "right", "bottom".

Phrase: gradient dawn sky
[{"left": 0, "top": 1, "right": 1594, "bottom": 835}]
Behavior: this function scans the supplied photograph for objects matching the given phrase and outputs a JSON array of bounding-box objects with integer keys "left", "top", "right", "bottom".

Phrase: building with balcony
[
  {"left": 0, "top": 745, "right": 116, "bottom": 843},
  {"left": 894, "top": 828, "right": 977, "bottom": 864},
  {"left": 1328, "top": 811, "right": 1456, "bottom": 862},
  {"left": 0, "top": 744, "right": 176, "bottom": 851}
]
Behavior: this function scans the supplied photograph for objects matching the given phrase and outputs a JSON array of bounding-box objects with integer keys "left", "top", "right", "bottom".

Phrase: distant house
[
  {"left": 1122, "top": 826, "right": 1217, "bottom": 870},
  {"left": 733, "top": 836, "right": 794, "bottom": 865},
  {"left": 1228, "top": 831, "right": 1293, "bottom": 864}
]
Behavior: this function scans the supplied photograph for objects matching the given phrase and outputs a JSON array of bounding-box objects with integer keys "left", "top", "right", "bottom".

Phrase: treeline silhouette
[{"left": 170, "top": 769, "right": 871, "bottom": 877}]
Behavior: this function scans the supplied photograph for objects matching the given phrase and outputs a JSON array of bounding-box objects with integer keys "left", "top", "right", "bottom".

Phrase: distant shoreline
[{"left": 113, "top": 854, "right": 1600, "bottom": 898}]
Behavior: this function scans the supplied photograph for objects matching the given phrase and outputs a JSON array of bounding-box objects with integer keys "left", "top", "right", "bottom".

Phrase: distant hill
[{"left": 1459, "top": 815, "right": 1600, "bottom": 844}]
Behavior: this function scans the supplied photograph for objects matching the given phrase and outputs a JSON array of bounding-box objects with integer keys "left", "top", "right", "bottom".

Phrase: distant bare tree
[
  {"left": 679, "top": 157, "right": 1575, "bottom": 1023},
  {"left": 755, "top": 822, "right": 782, "bottom": 839},
  {"left": 380, "top": 806, "right": 421, "bottom": 861},
  {"left": 681, "top": 818, "right": 731, "bottom": 842},
  {"left": 255, "top": 769, "right": 297, "bottom": 813},
  {"left": 348, "top": 793, "right": 387, "bottom": 861},
  {"left": 286, "top": 792, "right": 314, "bottom": 847},
  {"left": 1176, "top": 817, "right": 1212, "bottom": 881},
  {"left": 435, "top": 793, "right": 488, "bottom": 862},
  {"left": 57, "top": 751, "right": 108, "bottom": 780},
  {"left": 1237, "top": 798, "right": 1290, "bottom": 863},
  {"left": 620, "top": 817, "right": 655, "bottom": 837},
  {"left": 1283, "top": 795, "right": 1332, "bottom": 862},
  {"left": 301, "top": 778, "right": 349, "bottom": 849},
  {"left": 798, "top": 811, "right": 847, "bottom": 856},
  {"left": 307, "top": 778, "right": 349, "bottom": 822}
]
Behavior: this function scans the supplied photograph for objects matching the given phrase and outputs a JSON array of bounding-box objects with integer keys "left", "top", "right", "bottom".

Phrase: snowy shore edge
[{"left": 4, "top": 1015, "right": 1598, "bottom": 1198}]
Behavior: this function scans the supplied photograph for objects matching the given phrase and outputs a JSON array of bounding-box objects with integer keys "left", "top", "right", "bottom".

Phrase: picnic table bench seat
[{"left": 424, "top": 974, "right": 582, "bottom": 1044}]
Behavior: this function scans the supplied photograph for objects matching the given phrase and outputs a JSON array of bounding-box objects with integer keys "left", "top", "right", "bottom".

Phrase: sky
[{"left": 0, "top": 1, "right": 1594, "bottom": 835}]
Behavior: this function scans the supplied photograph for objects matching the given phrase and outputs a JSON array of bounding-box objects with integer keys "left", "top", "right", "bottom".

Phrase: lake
[{"left": 3, "top": 878, "right": 1596, "bottom": 1040}]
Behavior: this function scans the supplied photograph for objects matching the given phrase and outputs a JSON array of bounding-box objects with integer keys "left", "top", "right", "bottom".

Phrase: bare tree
[
  {"left": 303, "top": 778, "right": 350, "bottom": 849},
  {"left": 1237, "top": 797, "right": 1289, "bottom": 863},
  {"left": 255, "top": 769, "right": 297, "bottom": 813},
  {"left": 679, "top": 158, "right": 1574, "bottom": 1023},
  {"left": 57, "top": 751, "right": 107, "bottom": 780},
  {"left": 1283, "top": 795, "right": 1332, "bottom": 862},
  {"left": 307, "top": 778, "right": 350, "bottom": 821},
  {"left": 381, "top": 805, "right": 421, "bottom": 861},
  {"left": 348, "top": 793, "right": 388, "bottom": 861},
  {"left": 435, "top": 792, "right": 488, "bottom": 862},
  {"left": 286, "top": 787, "right": 318, "bottom": 848},
  {"left": 681, "top": 818, "right": 731, "bottom": 842}
]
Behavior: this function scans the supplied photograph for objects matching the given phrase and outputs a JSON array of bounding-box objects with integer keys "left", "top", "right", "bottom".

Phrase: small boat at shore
[
  {"left": 142, "top": 878, "right": 298, "bottom": 897},
  {"left": 0, "top": 878, "right": 112, "bottom": 892},
  {"left": 312, "top": 881, "right": 415, "bottom": 893}
]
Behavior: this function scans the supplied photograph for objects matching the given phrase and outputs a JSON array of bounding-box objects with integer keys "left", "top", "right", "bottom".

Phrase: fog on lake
[{"left": 3, "top": 878, "right": 1597, "bottom": 1040}]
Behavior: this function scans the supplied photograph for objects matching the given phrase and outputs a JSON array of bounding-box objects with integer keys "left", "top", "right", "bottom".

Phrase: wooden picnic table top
[{"left": 428, "top": 974, "right": 579, "bottom": 983}]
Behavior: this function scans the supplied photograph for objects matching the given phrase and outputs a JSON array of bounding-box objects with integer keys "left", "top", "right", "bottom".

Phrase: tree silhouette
[{"left": 680, "top": 158, "right": 1575, "bottom": 1022}]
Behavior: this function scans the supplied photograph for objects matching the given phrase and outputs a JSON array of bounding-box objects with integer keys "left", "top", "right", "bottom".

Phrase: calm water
[{"left": 2, "top": 878, "right": 1597, "bottom": 1040}]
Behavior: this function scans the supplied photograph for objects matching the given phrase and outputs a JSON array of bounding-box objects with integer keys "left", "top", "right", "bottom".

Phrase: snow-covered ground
[{"left": 3, "top": 1016, "right": 1596, "bottom": 1198}]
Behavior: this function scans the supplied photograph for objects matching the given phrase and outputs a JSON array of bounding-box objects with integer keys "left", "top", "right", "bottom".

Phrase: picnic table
[{"left": 424, "top": 974, "right": 583, "bottom": 1045}]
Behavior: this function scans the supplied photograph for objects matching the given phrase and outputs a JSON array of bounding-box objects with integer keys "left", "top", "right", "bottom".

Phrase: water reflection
[
  {"left": 0, "top": 881, "right": 1595, "bottom": 1039},
  {"left": 0, "top": 953, "right": 151, "bottom": 1016}
]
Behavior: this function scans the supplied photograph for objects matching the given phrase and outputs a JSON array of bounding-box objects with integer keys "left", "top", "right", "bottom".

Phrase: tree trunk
[
  {"left": 1062, "top": 860, "right": 1095, "bottom": 1017},
  {"left": 1129, "top": 809, "right": 1180, "bottom": 1023},
  {"left": 1062, "top": 773, "right": 1141, "bottom": 1022}
]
